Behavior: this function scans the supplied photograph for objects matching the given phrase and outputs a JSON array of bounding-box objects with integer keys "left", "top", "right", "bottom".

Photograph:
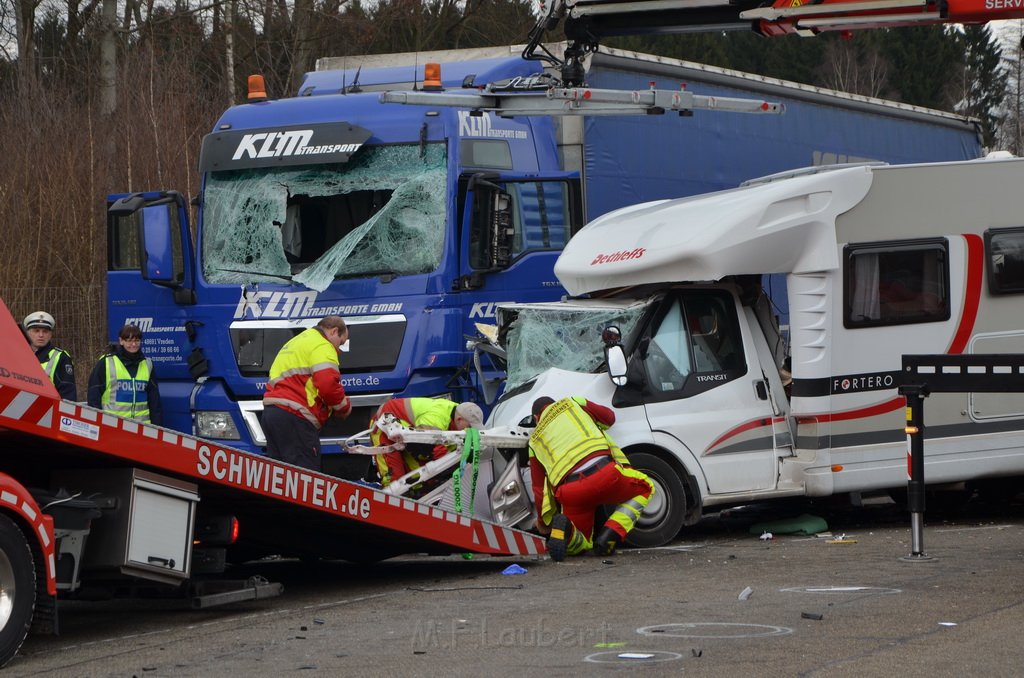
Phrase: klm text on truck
[{"left": 107, "top": 68, "right": 581, "bottom": 478}]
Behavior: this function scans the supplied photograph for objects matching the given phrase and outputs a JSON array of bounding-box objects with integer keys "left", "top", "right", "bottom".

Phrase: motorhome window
[
  {"left": 644, "top": 301, "right": 693, "bottom": 392},
  {"left": 683, "top": 296, "right": 744, "bottom": 372},
  {"left": 469, "top": 180, "right": 573, "bottom": 269},
  {"left": 844, "top": 240, "right": 950, "bottom": 328},
  {"left": 460, "top": 140, "right": 513, "bottom": 170},
  {"left": 109, "top": 211, "right": 142, "bottom": 271},
  {"left": 202, "top": 143, "right": 447, "bottom": 291},
  {"left": 985, "top": 227, "right": 1024, "bottom": 294},
  {"left": 643, "top": 293, "right": 744, "bottom": 394},
  {"left": 503, "top": 305, "right": 645, "bottom": 390}
]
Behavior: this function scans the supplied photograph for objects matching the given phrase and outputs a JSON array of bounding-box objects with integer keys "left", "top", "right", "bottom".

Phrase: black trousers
[{"left": 263, "top": 405, "right": 321, "bottom": 471}]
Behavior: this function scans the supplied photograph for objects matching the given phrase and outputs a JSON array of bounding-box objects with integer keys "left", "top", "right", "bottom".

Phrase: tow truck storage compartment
[{"left": 52, "top": 468, "right": 199, "bottom": 585}]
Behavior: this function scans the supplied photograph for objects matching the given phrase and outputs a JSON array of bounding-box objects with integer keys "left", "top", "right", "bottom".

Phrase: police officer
[
  {"left": 87, "top": 324, "right": 162, "bottom": 424},
  {"left": 23, "top": 311, "right": 76, "bottom": 400},
  {"left": 262, "top": 316, "right": 352, "bottom": 471},
  {"left": 529, "top": 395, "right": 655, "bottom": 562}
]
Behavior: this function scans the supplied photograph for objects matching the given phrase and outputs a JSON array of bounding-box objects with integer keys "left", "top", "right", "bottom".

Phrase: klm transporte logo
[
  {"left": 233, "top": 288, "right": 405, "bottom": 319},
  {"left": 458, "top": 112, "right": 528, "bottom": 140},
  {"left": 232, "top": 130, "right": 363, "bottom": 160}
]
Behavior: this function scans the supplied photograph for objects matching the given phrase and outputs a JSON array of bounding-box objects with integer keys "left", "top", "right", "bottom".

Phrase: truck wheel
[
  {"left": 623, "top": 452, "right": 687, "bottom": 548},
  {"left": 0, "top": 514, "right": 35, "bottom": 667}
]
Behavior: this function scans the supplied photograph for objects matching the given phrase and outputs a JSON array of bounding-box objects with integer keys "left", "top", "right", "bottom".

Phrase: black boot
[
  {"left": 592, "top": 526, "right": 620, "bottom": 557},
  {"left": 546, "top": 514, "right": 573, "bottom": 562}
]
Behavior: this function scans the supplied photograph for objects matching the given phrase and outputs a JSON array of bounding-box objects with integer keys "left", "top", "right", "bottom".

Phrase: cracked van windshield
[
  {"left": 202, "top": 143, "right": 447, "bottom": 291},
  {"left": 504, "top": 303, "right": 647, "bottom": 389}
]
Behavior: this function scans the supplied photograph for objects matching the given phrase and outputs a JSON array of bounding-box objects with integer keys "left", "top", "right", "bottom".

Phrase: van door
[{"left": 635, "top": 290, "right": 784, "bottom": 494}]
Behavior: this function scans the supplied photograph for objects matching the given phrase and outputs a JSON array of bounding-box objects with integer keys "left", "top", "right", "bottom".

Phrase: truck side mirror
[
  {"left": 109, "top": 193, "right": 147, "bottom": 217},
  {"left": 488, "top": 189, "right": 514, "bottom": 269},
  {"left": 140, "top": 204, "right": 176, "bottom": 284}
]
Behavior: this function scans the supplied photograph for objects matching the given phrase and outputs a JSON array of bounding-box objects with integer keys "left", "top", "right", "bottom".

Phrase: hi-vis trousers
[{"left": 554, "top": 461, "right": 655, "bottom": 556}]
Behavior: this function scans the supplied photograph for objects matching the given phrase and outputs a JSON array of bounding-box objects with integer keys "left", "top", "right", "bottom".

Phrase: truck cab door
[
  {"left": 106, "top": 191, "right": 197, "bottom": 388},
  {"left": 624, "top": 290, "right": 784, "bottom": 494},
  {"left": 455, "top": 172, "right": 582, "bottom": 400}
]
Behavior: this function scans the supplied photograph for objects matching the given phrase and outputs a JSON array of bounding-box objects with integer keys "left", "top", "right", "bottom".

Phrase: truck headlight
[{"left": 196, "top": 411, "right": 241, "bottom": 440}]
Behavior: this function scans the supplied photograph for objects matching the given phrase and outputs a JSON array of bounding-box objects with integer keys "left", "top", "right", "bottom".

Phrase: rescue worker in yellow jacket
[
  {"left": 87, "top": 324, "right": 162, "bottom": 424},
  {"left": 262, "top": 316, "right": 352, "bottom": 471},
  {"left": 370, "top": 397, "right": 484, "bottom": 493},
  {"left": 529, "top": 395, "right": 654, "bottom": 561}
]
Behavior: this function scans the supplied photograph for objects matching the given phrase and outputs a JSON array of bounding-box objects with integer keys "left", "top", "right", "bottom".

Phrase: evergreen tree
[
  {"left": 956, "top": 24, "right": 1007, "bottom": 150},
  {"left": 877, "top": 26, "right": 964, "bottom": 110}
]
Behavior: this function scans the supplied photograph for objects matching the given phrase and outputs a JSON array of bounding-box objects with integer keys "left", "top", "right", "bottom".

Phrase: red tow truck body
[{"left": 0, "top": 296, "right": 543, "bottom": 666}]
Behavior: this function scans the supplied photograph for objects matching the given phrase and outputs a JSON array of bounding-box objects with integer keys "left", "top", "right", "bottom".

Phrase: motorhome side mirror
[{"left": 605, "top": 344, "right": 628, "bottom": 387}]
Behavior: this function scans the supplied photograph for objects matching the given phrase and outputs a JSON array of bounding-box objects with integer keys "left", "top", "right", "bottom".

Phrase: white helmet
[{"left": 24, "top": 311, "right": 55, "bottom": 330}]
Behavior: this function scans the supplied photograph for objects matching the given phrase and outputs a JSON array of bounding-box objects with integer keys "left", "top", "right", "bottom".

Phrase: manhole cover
[
  {"left": 780, "top": 586, "right": 901, "bottom": 595},
  {"left": 638, "top": 623, "right": 793, "bottom": 639},
  {"left": 585, "top": 650, "right": 683, "bottom": 664}
]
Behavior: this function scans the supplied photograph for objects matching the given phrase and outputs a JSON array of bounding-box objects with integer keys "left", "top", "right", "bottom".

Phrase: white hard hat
[{"left": 24, "top": 311, "right": 55, "bottom": 330}]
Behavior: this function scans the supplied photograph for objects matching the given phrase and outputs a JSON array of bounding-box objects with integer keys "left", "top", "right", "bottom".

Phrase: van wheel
[
  {"left": 0, "top": 514, "right": 36, "bottom": 667},
  {"left": 622, "top": 452, "right": 687, "bottom": 548}
]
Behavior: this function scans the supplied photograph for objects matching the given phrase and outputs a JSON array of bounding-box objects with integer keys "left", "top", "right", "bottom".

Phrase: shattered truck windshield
[
  {"left": 201, "top": 143, "right": 447, "bottom": 291},
  {"left": 503, "top": 303, "right": 647, "bottom": 390}
]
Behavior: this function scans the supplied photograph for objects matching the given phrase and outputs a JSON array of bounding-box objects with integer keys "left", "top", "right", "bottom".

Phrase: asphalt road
[{"left": 7, "top": 494, "right": 1024, "bottom": 677}]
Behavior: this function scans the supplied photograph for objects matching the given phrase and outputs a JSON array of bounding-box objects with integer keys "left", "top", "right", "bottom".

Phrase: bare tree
[
  {"left": 14, "top": 0, "right": 40, "bottom": 83},
  {"left": 288, "top": 0, "right": 313, "bottom": 92},
  {"left": 225, "top": 0, "right": 236, "bottom": 104},
  {"left": 99, "top": 0, "right": 117, "bottom": 114},
  {"left": 817, "top": 36, "right": 891, "bottom": 99}
]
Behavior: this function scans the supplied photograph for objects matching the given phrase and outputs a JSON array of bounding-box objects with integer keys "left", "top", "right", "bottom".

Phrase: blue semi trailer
[{"left": 104, "top": 45, "right": 982, "bottom": 477}]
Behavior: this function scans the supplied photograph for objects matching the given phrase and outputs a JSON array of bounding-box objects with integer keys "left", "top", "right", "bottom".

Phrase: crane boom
[
  {"left": 529, "top": 0, "right": 1024, "bottom": 78},
  {"left": 380, "top": 81, "right": 783, "bottom": 117}
]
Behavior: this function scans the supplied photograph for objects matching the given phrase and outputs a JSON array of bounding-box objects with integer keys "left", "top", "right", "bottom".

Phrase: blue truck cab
[
  {"left": 105, "top": 46, "right": 982, "bottom": 478},
  {"left": 107, "top": 53, "right": 579, "bottom": 476}
]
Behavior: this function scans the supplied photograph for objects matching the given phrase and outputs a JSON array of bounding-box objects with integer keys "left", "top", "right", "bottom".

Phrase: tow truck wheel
[
  {"left": 622, "top": 452, "right": 687, "bottom": 548},
  {"left": 0, "top": 514, "right": 35, "bottom": 668}
]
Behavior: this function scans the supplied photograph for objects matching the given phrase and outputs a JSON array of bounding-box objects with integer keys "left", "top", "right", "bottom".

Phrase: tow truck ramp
[{"left": 0, "top": 388, "right": 545, "bottom": 561}]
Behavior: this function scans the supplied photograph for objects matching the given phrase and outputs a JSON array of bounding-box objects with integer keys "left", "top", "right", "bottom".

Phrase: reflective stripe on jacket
[
  {"left": 264, "top": 327, "right": 349, "bottom": 428},
  {"left": 102, "top": 355, "right": 152, "bottom": 422},
  {"left": 529, "top": 396, "right": 610, "bottom": 486},
  {"left": 41, "top": 348, "right": 67, "bottom": 380}
]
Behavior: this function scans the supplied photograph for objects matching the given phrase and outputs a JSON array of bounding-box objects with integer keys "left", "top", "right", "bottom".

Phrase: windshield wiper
[
  {"left": 219, "top": 268, "right": 294, "bottom": 282},
  {"left": 336, "top": 270, "right": 398, "bottom": 281}
]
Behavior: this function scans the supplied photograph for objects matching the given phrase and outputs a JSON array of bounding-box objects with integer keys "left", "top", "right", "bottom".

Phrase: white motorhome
[{"left": 487, "top": 154, "right": 1024, "bottom": 547}]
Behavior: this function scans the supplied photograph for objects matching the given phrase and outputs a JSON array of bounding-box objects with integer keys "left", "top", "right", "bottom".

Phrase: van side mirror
[
  {"left": 603, "top": 325, "right": 627, "bottom": 387},
  {"left": 605, "top": 345, "right": 628, "bottom": 387}
]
